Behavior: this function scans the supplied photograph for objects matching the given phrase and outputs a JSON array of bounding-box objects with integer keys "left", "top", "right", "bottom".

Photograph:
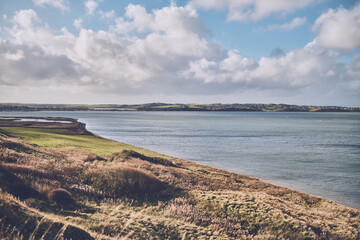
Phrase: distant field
[
  {"left": 0, "top": 127, "right": 171, "bottom": 158},
  {"left": 1, "top": 102, "right": 359, "bottom": 112}
]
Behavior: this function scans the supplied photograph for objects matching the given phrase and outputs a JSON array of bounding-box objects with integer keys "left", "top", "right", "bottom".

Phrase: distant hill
[{"left": 0, "top": 103, "right": 359, "bottom": 112}]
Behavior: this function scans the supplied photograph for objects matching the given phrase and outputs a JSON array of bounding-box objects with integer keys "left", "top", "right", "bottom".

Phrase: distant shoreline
[{"left": 1, "top": 103, "right": 359, "bottom": 112}]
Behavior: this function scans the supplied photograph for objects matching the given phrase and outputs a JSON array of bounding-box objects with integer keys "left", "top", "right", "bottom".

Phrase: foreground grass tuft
[
  {"left": 47, "top": 188, "right": 73, "bottom": 206},
  {"left": 83, "top": 167, "right": 166, "bottom": 198}
]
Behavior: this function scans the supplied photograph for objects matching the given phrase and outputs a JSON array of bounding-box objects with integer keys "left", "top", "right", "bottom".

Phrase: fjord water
[{"left": 1, "top": 111, "right": 359, "bottom": 209}]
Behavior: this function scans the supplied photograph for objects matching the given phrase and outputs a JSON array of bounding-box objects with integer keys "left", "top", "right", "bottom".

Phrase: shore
[
  {"left": 0, "top": 117, "right": 359, "bottom": 239},
  {"left": 1, "top": 103, "right": 359, "bottom": 112}
]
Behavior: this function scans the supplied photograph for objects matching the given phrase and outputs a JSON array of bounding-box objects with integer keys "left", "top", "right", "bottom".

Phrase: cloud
[
  {"left": 13, "top": 9, "right": 40, "bottom": 29},
  {"left": 2, "top": 6, "right": 217, "bottom": 92},
  {"left": 0, "top": 40, "right": 80, "bottom": 87},
  {"left": 267, "top": 17, "right": 306, "bottom": 30},
  {"left": 99, "top": 10, "right": 115, "bottom": 19},
  {"left": 85, "top": 0, "right": 98, "bottom": 15},
  {"left": 189, "top": 0, "right": 314, "bottom": 21},
  {"left": 313, "top": 4, "right": 360, "bottom": 50},
  {"left": 73, "top": 18, "right": 83, "bottom": 29},
  {"left": 0, "top": 5, "right": 358, "bottom": 105},
  {"left": 2, "top": 49, "right": 25, "bottom": 61},
  {"left": 181, "top": 42, "right": 344, "bottom": 89},
  {"left": 33, "top": 0, "right": 69, "bottom": 11}
]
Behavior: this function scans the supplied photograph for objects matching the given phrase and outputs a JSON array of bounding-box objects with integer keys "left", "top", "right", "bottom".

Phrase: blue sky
[{"left": 0, "top": 0, "right": 359, "bottom": 106}]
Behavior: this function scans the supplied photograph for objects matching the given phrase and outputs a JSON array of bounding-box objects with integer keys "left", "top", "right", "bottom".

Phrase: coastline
[
  {"left": 0, "top": 115, "right": 359, "bottom": 209},
  {"left": 1, "top": 103, "right": 359, "bottom": 112},
  {"left": 0, "top": 116, "right": 347, "bottom": 204},
  {"left": 0, "top": 116, "right": 359, "bottom": 239}
]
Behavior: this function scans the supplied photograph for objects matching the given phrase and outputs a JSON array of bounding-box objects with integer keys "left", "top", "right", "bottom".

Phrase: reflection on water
[
  {"left": 0, "top": 117, "right": 72, "bottom": 123},
  {"left": 15, "top": 118, "right": 72, "bottom": 123}
]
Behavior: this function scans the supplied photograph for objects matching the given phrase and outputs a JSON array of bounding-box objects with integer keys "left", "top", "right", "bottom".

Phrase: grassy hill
[
  {"left": 0, "top": 120, "right": 359, "bottom": 239},
  {"left": 1, "top": 103, "right": 359, "bottom": 112}
]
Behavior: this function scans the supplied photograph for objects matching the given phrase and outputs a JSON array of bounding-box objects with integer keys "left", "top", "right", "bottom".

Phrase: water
[
  {"left": 0, "top": 111, "right": 359, "bottom": 209},
  {"left": 0, "top": 117, "right": 72, "bottom": 123}
]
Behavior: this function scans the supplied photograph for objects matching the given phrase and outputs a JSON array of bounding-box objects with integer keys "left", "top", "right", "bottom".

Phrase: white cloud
[
  {"left": 313, "top": 4, "right": 360, "bottom": 50},
  {"left": 2, "top": 49, "right": 25, "bottom": 61},
  {"left": 99, "top": 10, "right": 115, "bottom": 19},
  {"left": 182, "top": 41, "right": 343, "bottom": 89},
  {"left": 189, "top": 0, "right": 314, "bottom": 21},
  {"left": 1, "top": 4, "right": 219, "bottom": 94},
  {"left": 85, "top": 0, "right": 98, "bottom": 15},
  {"left": 267, "top": 17, "right": 306, "bottom": 30},
  {"left": 110, "top": 4, "right": 213, "bottom": 58},
  {"left": 0, "top": 3, "right": 358, "bottom": 105},
  {"left": 73, "top": 18, "right": 83, "bottom": 30},
  {"left": 33, "top": 0, "right": 69, "bottom": 11},
  {"left": 13, "top": 9, "right": 40, "bottom": 29},
  {"left": 0, "top": 40, "right": 80, "bottom": 87}
]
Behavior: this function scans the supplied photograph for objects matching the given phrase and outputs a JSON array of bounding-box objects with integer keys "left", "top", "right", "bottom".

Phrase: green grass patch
[
  {"left": 153, "top": 105, "right": 182, "bottom": 109},
  {"left": 0, "top": 127, "right": 171, "bottom": 158}
]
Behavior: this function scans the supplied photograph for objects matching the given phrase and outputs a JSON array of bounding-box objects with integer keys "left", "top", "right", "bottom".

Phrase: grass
[
  {"left": 0, "top": 127, "right": 171, "bottom": 158},
  {"left": 83, "top": 167, "right": 166, "bottom": 198},
  {"left": 0, "top": 125, "right": 359, "bottom": 239},
  {"left": 153, "top": 104, "right": 183, "bottom": 109}
]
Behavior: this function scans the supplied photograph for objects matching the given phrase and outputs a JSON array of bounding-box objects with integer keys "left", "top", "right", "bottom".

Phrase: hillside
[
  {"left": 0, "top": 103, "right": 359, "bottom": 112},
  {"left": 0, "top": 117, "right": 359, "bottom": 239}
]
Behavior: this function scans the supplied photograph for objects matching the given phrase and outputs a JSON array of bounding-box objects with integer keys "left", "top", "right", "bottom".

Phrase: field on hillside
[
  {"left": 0, "top": 123, "right": 359, "bottom": 239},
  {"left": 0, "top": 127, "right": 170, "bottom": 158}
]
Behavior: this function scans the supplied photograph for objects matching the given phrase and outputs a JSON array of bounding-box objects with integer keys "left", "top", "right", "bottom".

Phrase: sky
[{"left": 0, "top": 0, "right": 359, "bottom": 106}]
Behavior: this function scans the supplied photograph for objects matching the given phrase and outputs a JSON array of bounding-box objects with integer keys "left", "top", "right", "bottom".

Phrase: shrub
[
  {"left": 84, "top": 153, "right": 105, "bottom": 162},
  {"left": 83, "top": 167, "right": 166, "bottom": 198},
  {"left": 110, "top": 150, "right": 177, "bottom": 167},
  {"left": 47, "top": 188, "right": 73, "bottom": 205},
  {"left": 8, "top": 183, "right": 41, "bottom": 200},
  {"left": 0, "top": 165, "right": 41, "bottom": 200}
]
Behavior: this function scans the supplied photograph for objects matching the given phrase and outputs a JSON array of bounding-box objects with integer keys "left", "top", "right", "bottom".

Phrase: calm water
[{"left": 1, "top": 111, "right": 359, "bottom": 209}]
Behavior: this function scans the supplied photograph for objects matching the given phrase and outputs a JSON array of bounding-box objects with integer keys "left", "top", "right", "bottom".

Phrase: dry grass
[
  {"left": 0, "top": 190, "right": 94, "bottom": 240},
  {"left": 111, "top": 149, "right": 177, "bottom": 167},
  {"left": 0, "top": 128, "right": 359, "bottom": 239},
  {"left": 83, "top": 167, "right": 166, "bottom": 198}
]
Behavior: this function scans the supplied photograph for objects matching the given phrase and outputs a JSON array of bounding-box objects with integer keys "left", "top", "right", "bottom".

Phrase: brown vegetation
[
  {"left": 0, "top": 191, "right": 94, "bottom": 240},
  {"left": 83, "top": 167, "right": 166, "bottom": 198},
  {"left": 0, "top": 126, "right": 359, "bottom": 239},
  {"left": 47, "top": 188, "right": 73, "bottom": 205},
  {"left": 110, "top": 149, "right": 177, "bottom": 167}
]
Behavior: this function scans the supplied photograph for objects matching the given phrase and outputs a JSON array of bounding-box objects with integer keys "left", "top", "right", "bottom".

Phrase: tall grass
[{"left": 83, "top": 167, "right": 166, "bottom": 198}]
